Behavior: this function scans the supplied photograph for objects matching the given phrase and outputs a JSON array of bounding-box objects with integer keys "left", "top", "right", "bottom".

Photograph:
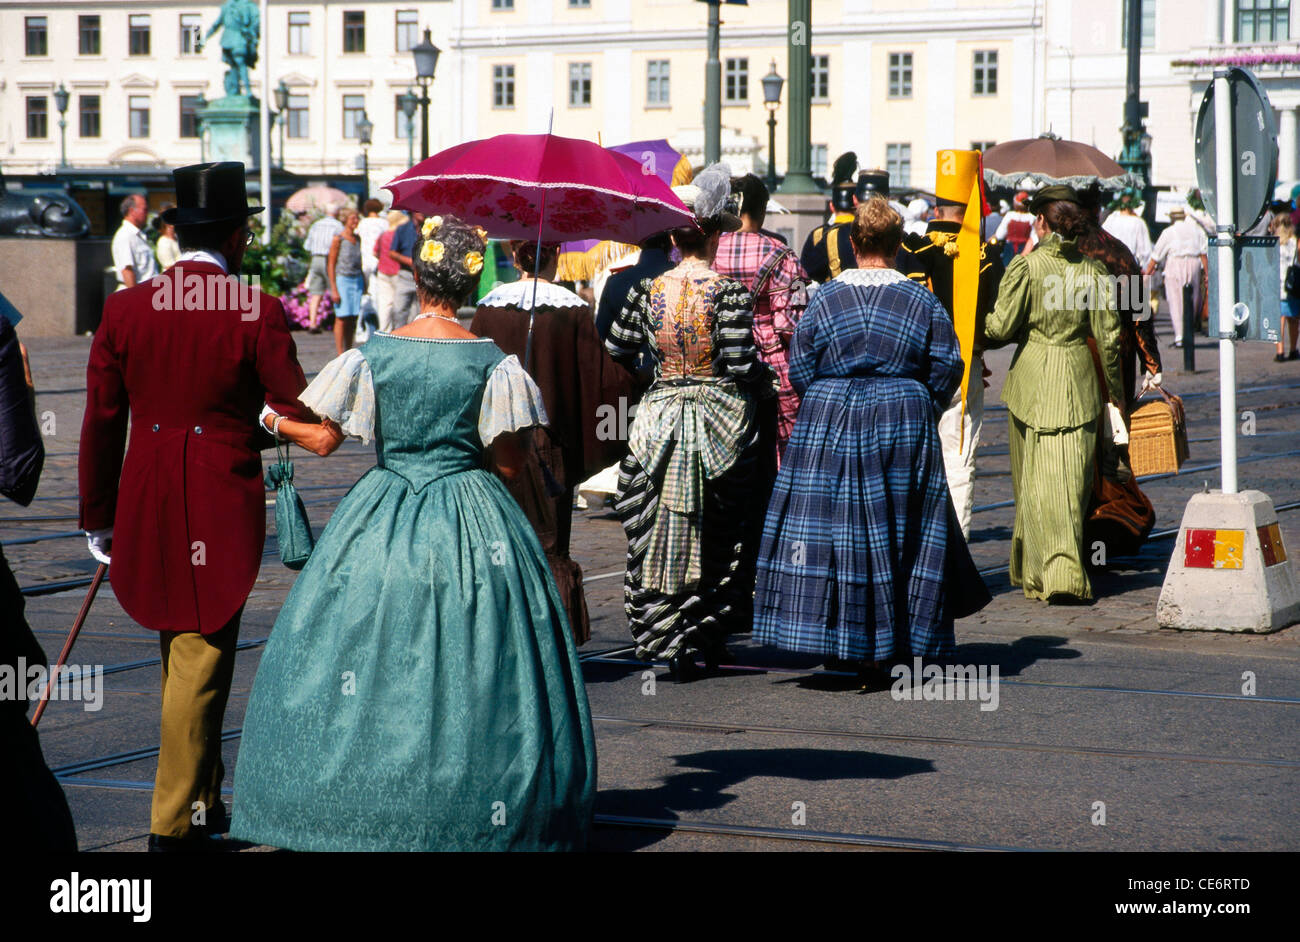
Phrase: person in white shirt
[
  {"left": 995, "top": 192, "right": 1036, "bottom": 264},
  {"left": 303, "top": 204, "right": 344, "bottom": 333},
  {"left": 1144, "top": 207, "right": 1209, "bottom": 348},
  {"left": 111, "top": 194, "right": 160, "bottom": 290},
  {"left": 1101, "top": 190, "right": 1153, "bottom": 268}
]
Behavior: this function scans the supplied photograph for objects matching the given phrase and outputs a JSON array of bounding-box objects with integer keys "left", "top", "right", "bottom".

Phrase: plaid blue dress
[{"left": 753, "top": 269, "right": 991, "bottom": 662}]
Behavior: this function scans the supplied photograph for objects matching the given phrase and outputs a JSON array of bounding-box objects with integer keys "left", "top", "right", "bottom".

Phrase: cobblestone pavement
[{"left": 9, "top": 318, "right": 1300, "bottom": 852}]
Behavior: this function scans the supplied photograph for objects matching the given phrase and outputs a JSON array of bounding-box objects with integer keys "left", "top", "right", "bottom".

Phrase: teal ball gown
[{"left": 231, "top": 334, "right": 596, "bottom": 851}]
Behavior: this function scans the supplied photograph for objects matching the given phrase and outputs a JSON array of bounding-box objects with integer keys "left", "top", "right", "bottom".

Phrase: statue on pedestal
[
  {"left": 199, "top": 0, "right": 260, "bottom": 98},
  {"left": 0, "top": 169, "right": 89, "bottom": 238}
]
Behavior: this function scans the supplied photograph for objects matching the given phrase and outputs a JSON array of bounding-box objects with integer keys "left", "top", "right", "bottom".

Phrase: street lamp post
[
  {"left": 411, "top": 28, "right": 441, "bottom": 161},
  {"left": 274, "top": 80, "right": 290, "bottom": 170},
  {"left": 398, "top": 88, "right": 419, "bottom": 169},
  {"left": 357, "top": 112, "right": 373, "bottom": 204},
  {"left": 54, "top": 84, "right": 70, "bottom": 169},
  {"left": 762, "top": 60, "right": 784, "bottom": 192},
  {"left": 1117, "top": 0, "right": 1152, "bottom": 207}
]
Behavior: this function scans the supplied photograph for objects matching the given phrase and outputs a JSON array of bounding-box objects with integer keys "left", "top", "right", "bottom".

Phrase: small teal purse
[{"left": 265, "top": 440, "right": 315, "bottom": 570}]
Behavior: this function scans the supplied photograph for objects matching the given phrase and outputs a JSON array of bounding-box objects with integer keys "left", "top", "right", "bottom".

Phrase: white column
[{"left": 1279, "top": 106, "right": 1298, "bottom": 184}]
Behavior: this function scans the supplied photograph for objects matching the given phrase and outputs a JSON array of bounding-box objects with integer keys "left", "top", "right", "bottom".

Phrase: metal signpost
[{"left": 1157, "top": 67, "right": 1300, "bottom": 632}]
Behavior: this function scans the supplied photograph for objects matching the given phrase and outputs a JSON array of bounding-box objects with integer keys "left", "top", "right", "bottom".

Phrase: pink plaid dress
[{"left": 714, "top": 231, "right": 809, "bottom": 457}]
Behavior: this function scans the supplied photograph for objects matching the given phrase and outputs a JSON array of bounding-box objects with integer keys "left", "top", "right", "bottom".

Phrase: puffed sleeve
[
  {"left": 478, "top": 354, "right": 549, "bottom": 446},
  {"left": 299, "top": 348, "right": 376, "bottom": 443},
  {"left": 715, "top": 278, "right": 775, "bottom": 391},
  {"left": 605, "top": 278, "right": 652, "bottom": 366}
]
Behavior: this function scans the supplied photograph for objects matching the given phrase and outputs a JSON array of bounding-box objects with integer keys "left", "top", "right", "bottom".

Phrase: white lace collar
[
  {"left": 836, "top": 268, "right": 908, "bottom": 287},
  {"left": 478, "top": 280, "right": 588, "bottom": 310}
]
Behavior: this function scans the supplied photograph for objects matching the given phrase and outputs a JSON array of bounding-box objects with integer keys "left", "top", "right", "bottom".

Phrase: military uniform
[
  {"left": 799, "top": 210, "right": 856, "bottom": 283},
  {"left": 799, "top": 160, "right": 890, "bottom": 283},
  {"left": 894, "top": 151, "right": 1003, "bottom": 538}
]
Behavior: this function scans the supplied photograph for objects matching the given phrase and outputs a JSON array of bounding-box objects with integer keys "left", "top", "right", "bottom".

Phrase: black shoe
[
  {"left": 147, "top": 833, "right": 223, "bottom": 853},
  {"left": 1276, "top": 353, "right": 1287, "bottom": 362},
  {"left": 667, "top": 653, "right": 703, "bottom": 683},
  {"left": 1289, "top": 350, "right": 1300, "bottom": 361}
]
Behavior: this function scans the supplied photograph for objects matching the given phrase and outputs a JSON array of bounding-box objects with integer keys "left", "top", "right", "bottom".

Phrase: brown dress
[
  {"left": 472, "top": 280, "right": 635, "bottom": 645},
  {"left": 1076, "top": 224, "right": 1164, "bottom": 558}
]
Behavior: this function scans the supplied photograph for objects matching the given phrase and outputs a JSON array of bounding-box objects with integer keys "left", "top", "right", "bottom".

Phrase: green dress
[
  {"left": 984, "top": 232, "right": 1125, "bottom": 602},
  {"left": 230, "top": 334, "right": 596, "bottom": 851}
]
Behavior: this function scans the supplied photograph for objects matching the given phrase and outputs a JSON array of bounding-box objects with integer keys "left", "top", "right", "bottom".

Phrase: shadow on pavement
[{"left": 593, "top": 746, "right": 933, "bottom": 851}]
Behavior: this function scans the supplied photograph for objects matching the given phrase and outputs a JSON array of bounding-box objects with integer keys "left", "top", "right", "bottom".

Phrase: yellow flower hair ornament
[
  {"left": 420, "top": 240, "right": 445, "bottom": 263},
  {"left": 421, "top": 216, "right": 443, "bottom": 238},
  {"left": 465, "top": 252, "right": 484, "bottom": 275}
]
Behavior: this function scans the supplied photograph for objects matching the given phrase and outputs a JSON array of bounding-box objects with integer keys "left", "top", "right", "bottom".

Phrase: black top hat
[
  {"left": 160, "top": 162, "right": 264, "bottom": 227},
  {"left": 856, "top": 169, "right": 890, "bottom": 200}
]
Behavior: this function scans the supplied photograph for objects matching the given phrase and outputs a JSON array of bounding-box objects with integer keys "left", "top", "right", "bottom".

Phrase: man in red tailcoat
[{"left": 78, "top": 162, "right": 331, "bottom": 851}]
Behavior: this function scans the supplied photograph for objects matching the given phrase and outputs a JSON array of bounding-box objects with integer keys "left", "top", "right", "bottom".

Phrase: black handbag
[{"left": 1286, "top": 261, "right": 1300, "bottom": 298}]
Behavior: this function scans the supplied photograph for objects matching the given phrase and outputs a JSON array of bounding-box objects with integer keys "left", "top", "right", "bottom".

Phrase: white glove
[
  {"left": 86, "top": 529, "right": 112, "bottom": 565},
  {"left": 1103, "top": 402, "right": 1129, "bottom": 446},
  {"left": 1139, "top": 371, "right": 1163, "bottom": 395}
]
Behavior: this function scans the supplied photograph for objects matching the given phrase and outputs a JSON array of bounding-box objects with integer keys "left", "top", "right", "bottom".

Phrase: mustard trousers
[{"left": 151, "top": 610, "right": 240, "bottom": 838}]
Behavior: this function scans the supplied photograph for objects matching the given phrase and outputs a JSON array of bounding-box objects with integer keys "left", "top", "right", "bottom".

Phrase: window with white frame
[
  {"left": 180, "top": 14, "right": 202, "bottom": 55},
  {"left": 886, "top": 143, "right": 911, "bottom": 187},
  {"left": 26, "top": 97, "right": 48, "bottom": 139},
  {"left": 811, "top": 144, "right": 828, "bottom": 178},
  {"left": 286, "top": 94, "right": 309, "bottom": 138},
  {"left": 1235, "top": 0, "right": 1289, "bottom": 41},
  {"left": 647, "top": 59, "right": 670, "bottom": 106},
  {"left": 569, "top": 63, "right": 592, "bottom": 107},
  {"left": 79, "top": 95, "right": 101, "bottom": 138},
  {"left": 811, "top": 55, "right": 830, "bottom": 102},
  {"left": 288, "top": 12, "right": 310, "bottom": 54},
  {"left": 1120, "top": 0, "right": 1157, "bottom": 47},
  {"left": 725, "top": 57, "right": 749, "bottom": 103},
  {"left": 130, "top": 96, "right": 151, "bottom": 138},
  {"left": 342, "top": 95, "right": 366, "bottom": 138},
  {"left": 343, "top": 11, "right": 365, "bottom": 53},
  {"left": 25, "top": 16, "right": 48, "bottom": 56},
  {"left": 888, "top": 53, "right": 912, "bottom": 98},
  {"left": 973, "top": 50, "right": 998, "bottom": 96},
  {"left": 396, "top": 10, "right": 418, "bottom": 52},
  {"left": 129, "top": 14, "right": 151, "bottom": 56},
  {"left": 493, "top": 65, "right": 515, "bottom": 109}
]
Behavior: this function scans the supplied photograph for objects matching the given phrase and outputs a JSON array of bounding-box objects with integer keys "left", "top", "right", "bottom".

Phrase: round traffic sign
[{"left": 1194, "top": 67, "right": 1279, "bottom": 233}]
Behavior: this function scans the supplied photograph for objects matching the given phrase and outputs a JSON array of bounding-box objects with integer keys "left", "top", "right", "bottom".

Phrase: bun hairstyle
[
  {"left": 849, "top": 195, "right": 904, "bottom": 258},
  {"left": 512, "top": 240, "right": 560, "bottom": 275},
  {"left": 413, "top": 214, "right": 488, "bottom": 310},
  {"left": 1039, "top": 200, "right": 1092, "bottom": 240}
]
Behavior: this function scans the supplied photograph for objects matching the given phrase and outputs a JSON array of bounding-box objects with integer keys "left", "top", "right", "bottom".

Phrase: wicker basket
[{"left": 1128, "top": 392, "right": 1188, "bottom": 476}]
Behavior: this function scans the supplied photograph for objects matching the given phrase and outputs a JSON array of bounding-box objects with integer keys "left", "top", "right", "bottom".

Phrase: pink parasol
[
  {"left": 383, "top": 131, "right": 694, "bottom": 365},
  {"left": 381, "top": 132, "right": 693, "bottom": 243}
]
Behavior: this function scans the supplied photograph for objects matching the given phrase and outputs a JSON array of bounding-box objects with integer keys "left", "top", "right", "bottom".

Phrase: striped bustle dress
[
  {"left": 605, "top": 258, "right": 775, "bottom": 662},
  {"left": 984, "top": 231, "right": 1125, "bottom": 602}
]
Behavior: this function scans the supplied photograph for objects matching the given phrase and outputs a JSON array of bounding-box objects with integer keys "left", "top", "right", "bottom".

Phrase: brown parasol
[{"left": 982, "top": 134, "right": 1145, "bottom": 193}]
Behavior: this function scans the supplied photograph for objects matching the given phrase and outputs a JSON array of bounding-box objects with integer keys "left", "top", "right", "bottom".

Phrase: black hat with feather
[{"left": 830, "top": 151, "right": 858, "bottom": 212}]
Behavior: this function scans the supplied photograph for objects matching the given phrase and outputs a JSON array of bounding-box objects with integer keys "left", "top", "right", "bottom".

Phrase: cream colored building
[
  {"left": 1044, "top": 0, "right": 1300, "bottom": 195},
  {"left": 2, "top": 0, "right": 1296, "bottom": 198}
]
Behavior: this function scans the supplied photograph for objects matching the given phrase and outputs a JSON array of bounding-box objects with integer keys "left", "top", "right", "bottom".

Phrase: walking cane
[{"left": 31, "top": 562, "right": 107, "bottom": 728}]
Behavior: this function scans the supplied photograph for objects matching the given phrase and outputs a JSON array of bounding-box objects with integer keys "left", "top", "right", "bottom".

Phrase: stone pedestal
[
  {"left": 0, "top": 238, "right": 112, "bottom": 336},
  {"left": 200, "top": 96, "right": 262, "bottom": 169},
  {"left": 1157, "top": 490, "right": 1300, "bottom": 632},
  {"left": 778, "top": 192, "right": 831, "bottom": 263}
]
